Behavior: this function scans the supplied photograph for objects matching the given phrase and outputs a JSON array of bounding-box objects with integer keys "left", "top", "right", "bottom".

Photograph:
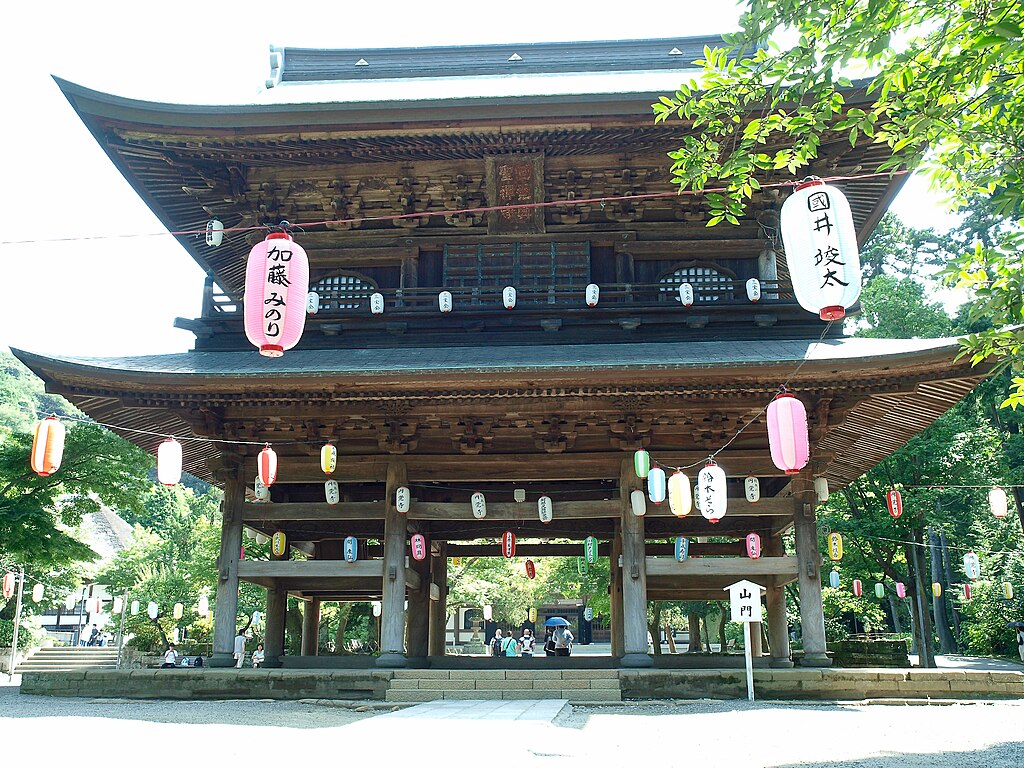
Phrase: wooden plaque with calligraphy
[{"left": 485, "top": 154, "right": 545, "bottom": 235}]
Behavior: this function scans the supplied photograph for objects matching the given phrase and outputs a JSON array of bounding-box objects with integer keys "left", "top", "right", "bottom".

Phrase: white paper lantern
[
  {"left": 252, "top": 611, "right": 262, "bottom": 625},
  {"left": 32, "top": 583, "right": 44, "bottom": 603},
  {"left": 112, "top": 597, "right": 123, "bottom": 614},
  {"left": 678, "top": 283, "right": 694, "bottom": 307},
  {"left": 483, "top": 604, "right": 493, "bottom": 621},
  {"left": 630, "top": 489, "right": 647, "bottom": 517},
  {"left": 147, "top": 601, "right": 159, "bottom": 620},
  {"left": 172, "top": 627, "right": 180, "bottom": 644},
  {"left": 325, "top": 479, "right": 340, "bottom": 505},
  {"left": 438, "top": 291, "right": 453, "bottom": 313},
  {"left": 815, "top": 477, "right": 830, "bottom": 503},
  {"left": 744, "top": 476, "right": 760, "bottom": 503},
  {"left": 989, "top": 487, "right": 1008, "bottom": 518},
  {"left": 502, "top": 286, "right": 517, "bottom": 309},
  {"left": 647, "top": 467, "right": 667, "bottom": 504},
  {"left": 306, "top": 291, "right": 320, "bottom": 314},
  {"left": 745, "top": 278, "right": 761, "bottom": 302},
  {"left": 173, "top": 602, "right": 184, "bottom": 620},
  {"left": 65, "top": 593, "right": 76, "bottom": 611},
  {"left": 131, "top": 600, "right": 140, "bottom": 616},
  {"left": 205, "top": 218, "right": 224, "bottom": 247},
  {"left": 585, "top": 283, "right": 600, "bottom": 307},
  {"left": 197, "top": 595, "right": 209, "bottom": 618},
  {"left": 471, "top": 491, "right": 487, "bottom": 519},
  {"left": 372, "top": 601, "right": 382, "bottom": 617},
  {"left": 697, "top": 461, "right": 728, "bottom": 523},
  {"left": 963, "top": 551, "right": 981, "bottom": 581},
  {"left": 254, "top": 476, "right": 271, "bottom": 503},
  {"left": 157, "top": 437, "right": 183, "bottom": 486},
  {"left": 396, "top": 486, "right": 411, "bottom": 514},
  {"left": 514, "top": 488, "right": 527, "bottom": 503},
  {"left": 668, "top": 471, "right": 692, "bottom": 517},
  {"left": 538, "top": 496, "right": 553, "bottom": 523},
  {"left": 780, "top": 180, "right": 861, "bottom": 320},
  {"left": 370, "top": 292, "right": 385, "bottom": 314}
]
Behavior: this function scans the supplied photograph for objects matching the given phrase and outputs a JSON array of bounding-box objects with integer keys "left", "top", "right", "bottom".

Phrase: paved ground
[{"left": 3, "top": 685, "right": 1022, "bottom": 766}]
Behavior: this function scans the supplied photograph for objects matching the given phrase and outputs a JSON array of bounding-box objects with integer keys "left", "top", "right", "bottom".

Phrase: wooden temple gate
[{"left": 18, "top": 37, "right": 989, "bottom": 672}]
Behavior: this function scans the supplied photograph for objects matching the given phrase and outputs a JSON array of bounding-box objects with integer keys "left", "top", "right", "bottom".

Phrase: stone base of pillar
[
  {"left": 263, "top": 656, "right": 283, "bottom": 668},
  {"left": 619, "top": 652, "right": 654, "bottom": 668},
  {"left": 375, "top": 652, "right": 408, "bottom": 668},
  {"left": 769, "top": 658, "right": 795, "bottom": 668},
  {"left": 799, "top": 653, "right": 833, "bottom": 667},
  {"left": 208, "top": 653, "right": 237, "bottom": 668},
  {"left": 404, "top": 656, "right": 431, "bottom": 669}
]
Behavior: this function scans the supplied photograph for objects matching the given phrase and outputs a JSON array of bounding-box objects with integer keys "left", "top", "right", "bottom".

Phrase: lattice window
[
  {"left": 311, "top": 273, "right": 377, "bottom": 310},
  {"left": 444, "top": 242, "right": 590, "bottom": 301},
  {"left": 658, "top": 264, "right": 734, "bottom": 302}
]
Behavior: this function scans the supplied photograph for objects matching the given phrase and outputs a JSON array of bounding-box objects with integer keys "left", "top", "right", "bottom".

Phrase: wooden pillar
[
  {"left": 609, "top": 525, "right": 624, "bottom": 658},
  {"left": 619, "top": 459, "right": 653, "bottom": 667},
  {"left": 377, "top": 461, "right": 408, "bottom": 667},
  {"left": 406, "top": 537, "right": 431, "bottom": 663},
  {"left": 263, "top": 582, "right": 287, "bottom": 668},
  {"left": 793, "top": 473, "right": 831, "bottom": 666},
  {"left": 428, "top": 542, "right": 448, "bottom": 657},
  {"left": 764, "top": 535, "right": 793, "bottom": 667},
  {"left": 210, "top": 472, "right": 244, "bottom": 667},
  {"left": 301, "top": 598, "right": 320, "bottom": 657}
]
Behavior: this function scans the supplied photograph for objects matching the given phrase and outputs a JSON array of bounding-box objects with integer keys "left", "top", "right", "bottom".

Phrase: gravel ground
[{"left": 4, "top": 686, "right": 1023, "bottom": 766}]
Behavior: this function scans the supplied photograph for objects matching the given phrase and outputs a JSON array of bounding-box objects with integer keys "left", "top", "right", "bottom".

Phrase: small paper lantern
[
  {"left": 240, "top": 545, "right": 245, "bottom": 560},
  {"left": 396, "top": 486, "right": 410, "bottom": 514},
  {"left": 258, "top": 445, "right": 278, "bottom": 487},
  {"left": 963, "top": 551, "right": 980, "bottom": 581},
  {"left": 1003, "top": 582, "right": 1014, "bottom": 600},
  {"left": 828, "top": 532, "right": 844, "bottom": 561},
  {"left": 932, "top": 582, "right": 942, "bottom": 598},
  {"left": 483, "top": 604, "right": 493, "bottom": 621},
  {"left": 744, "top": 476, "right": 760, "bottom": 503},
  {"left": 767, "top": 393, "right": 809, "bottom": 474},
  {"left": 252, "top": 611, "right": 262, "bottom": 625},
  {"left": 411, "top": 533, "right": 428, "bottom": 561},
  {"left": 814, "top": 477, "right": 830, "bottom": 503},
  {"left": 502, "top": 286, "right": 517, "bottom": 309},
  {"left": 305, "top": 291, "right": 320, "bottom": 314},
  {"left": 886, "top": 490, "right": 903, "bottom": 519},
  {"left": 584, "top": 606, "right": 593, "bottom": 621},
  {"left": 321, "top": 444, "right": 337, "bottom": 475},
  {"left": 577, "top": 557, "right": 588, "bottom": 575},
  {"left": 538, "top": 496, "right": 553, "bottom": 524},
  {"left": 438, "top": 290, "right": 453, "bottom": 313},
  {"left": 131, "top": 600, "right": 140, "bottom": 615},
  {"left": 172, "top": 627, "right": 180, "bottom": 644},
  {"left": 989, "top": 487, "right": 1008, "bottom": 519},
  {"left": 271, "top": 531, "right": 287, "bottom": 558},
  {"left": 647, "top": 467, "right": 666, "bottom": 504},
  {"left": 471, "top": 491, "right": 487, "bottom": 519},
  {"left": 874, "top": 582, "right": 885, "bottom": 599},
  {"left": 963, "top": 583, "right": 972, "bottom": 600},
  {"left": 667, "top": 472, "right": 692, "bottom": 517},
  {"left": 157, "top": 438, "right": 183, "bottom": 486},
  {"left": 675, "top": 537, "right": 690, "bottom": 562},
  {"left": 678, "top": 282, "right": 694, "bottom": 307},
  {"left": 31, "top": 416, "right": 65, "bottom": 477},
  {"left": 254, "top": 476, "right": 270, "bottom": 503},
  {"left": 173, "top": 602, "right": 184, "bottom": 620},
  {"left": 344, "top": 536, "right": 358, "bottom": 562},
  {"left": 370, "top": 292, "right": 385, "bottom": 314},
  {"left": 829, "top": 570, "right": 840, "bottom": 588},
  {"left": 634, "top": 449, "right": 650, "bottom": 479},
  {"left": 780, "top": 180, "right": 861, "bottom": 321},
  {"left": 697, "top": 461, "right": 728, "bottom": 523},
  {"left": 525, "top": 559, "right": 536, "bottom": 579},
  {"left": 197, "top": 595, "right": 209, "bottom": 618},
  {"left": 896, "top": 582, "right": 907, "bottom": 599},
  {"left": 451, "top": 556, "right": 462, "bottom": 566},
  {"left": 206, "top": 218, "right": 224, "bottom": 247},
  {"left": 65, "top": 593, "right": 76, "bottom": 611},
  {"left": 585, "top": 283, "right": 600, "bottom": 307},
  {"left": 244, "top": 231, "right": 310, "bottom": 357},
  {"left": 514, "top": 488, "right": 527, "bottom": 503},
  {"left": 325, "top": 480, "right": 340, "bottom": 505},
  {"left": 112, "top": 597, "right": 123, "bottom": 614},
  {"left": 630, "top": 489, "right": 647, "bottom": 517},
  {"left": 89, "top": 597, "right": 102, "bottom": 615},
  {"left": 584, "top": 536, "right": 599, "bottom": 564},
  {"left": 852, "top": 579, "right": 862, "bottom": 597},
  {"left": 147, "top": 601, "right": 159, "bottom": 619},
  {"left": 31, "top": 583, "right": 44, "bottom": 603},
  {"left": 255, "top": 532, "right": 269, "bottom": 545},
  {"left": 501, "top": 531, "right": 516, "bottom": 559},
  {"left": 745, "top": 533, "right": 762, "bottom": 559},
  {"left": 2, "top": 572, "right": 14, "bottom": 599},
  {"left": 372, "top": 601, "right": 382, "bottom": 618},
  {"left": 529, "top": 607, "right": 537, "bottom": 623},
  {"left": 746, "top": 278, "right": 761, "bottom": 302}
]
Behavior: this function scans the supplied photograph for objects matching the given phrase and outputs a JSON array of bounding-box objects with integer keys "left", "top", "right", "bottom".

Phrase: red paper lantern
[
  {"left": 525, "top": 559, "right": 536, "bottom": 579},
  {"left": 502, "top": 530, "right": 516, "bottom": 559},
  {"left": 157, "top": 437, "right": 183, "bottom": 486},
  {"left": 886, "top": 489, "right": 903, "bottom": 519},
  {"left": 852, "top": 579, "right": 863, "bottom": 597},
  {"left": 963, "top": 583, "right": 972, "bottom": 600},
  {"left": 766, "top": 393, "right": 809, "bottom": 474},
  {"left": 745, "top": 533, "right": 762, "bottom": 559},
  {"left": 258, "top": 445, "right": 278, "bottom": 487},
  {"left": 410, "top": 533, "right": 427, "bottom": 561},
  {"left": 2, "top": 572, "right": 15, "bottom": 600},
  {"left": 243, "top": 231, "right": 310, "bottom": 357},
  {"left": 30, "top": 416, "right": 65, "bottom": 477}
]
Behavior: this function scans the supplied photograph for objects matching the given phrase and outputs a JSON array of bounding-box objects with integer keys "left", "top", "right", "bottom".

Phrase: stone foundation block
[
  {"left": 393, "top": 670, "right": 449, "bottom": 679},
  {"left": 445, "top": 690, "right": 503, "bottom": 700},
  {"left": 589, "top": 679, "right": 621, "bottom": 689},
  {"left": 385, "top": 690, "right": 440, "bottom": 702},
  {"left": 505, "top": 670, "right": 549, "bottom": 681},
  {"left": 388, "top": 679, "right": 421, "bottom": 689},
  {"left": 534, "top": 678, "right": 591, "bottom": 690},
  {"left": 568, "top": 690, "right": 622, "bottom": 702},
  {"left": 450, "top": 670, "right": 506, "bottom": 680},
  {"left": 567, "top": 670, "right": 619, "bottom": 679},
  {"left": 419, "top": 679, "right": 475, "bottom": 690},
  {"left": 476, "top": 679, "right": 531, "bottom": 690},
  {"left": 504, "top": 690, "right": 563, "bottom": 699}
]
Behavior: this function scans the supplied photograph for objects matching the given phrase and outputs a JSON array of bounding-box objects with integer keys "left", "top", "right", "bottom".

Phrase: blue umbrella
[{"left": 544, "top": 617, "right": 570, "bottom": 627}]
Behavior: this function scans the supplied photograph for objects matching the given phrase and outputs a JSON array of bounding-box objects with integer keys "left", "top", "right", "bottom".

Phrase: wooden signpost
[{"left": 725, "top": 579, "right": 765, "bottom": 702}]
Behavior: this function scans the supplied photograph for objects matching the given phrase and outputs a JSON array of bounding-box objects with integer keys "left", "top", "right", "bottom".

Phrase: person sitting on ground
[
  {"left": 489, "top": 628, "right": 503, "bottom": 657},
  {"left": 251, "top": 643, "right": 265, "bottom": 668},
  {"left": 519, "top": 628, "right": 536, "bottom": 657},
  {"left": 161, "top": 644, "right": 178, "bottom": 669},
  {"left": 501, "top": 631, "right": 520, "bottom": 657}
]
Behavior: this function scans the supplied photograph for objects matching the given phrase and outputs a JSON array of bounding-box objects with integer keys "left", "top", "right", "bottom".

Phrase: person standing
[
  {"left": 489, "top": 628, "right": 503, "bottom": 657},
  {"left": 233, "top": 629, "right": 247, "bottom": 668},
  {"left": 553, "top": 626, "right": 574, "bottom": 657},
  {"left": 519, "top": 629, "right": 536, "bottom": 657},
  {"left": 501, "top": 631, "right": 519, "bottom": 657},
  {"left": 1017, "top": 628, "right": 1024, "bottom": 662},
  {"left": 543, "top": 628, "right": 556, "bottom": 656}
]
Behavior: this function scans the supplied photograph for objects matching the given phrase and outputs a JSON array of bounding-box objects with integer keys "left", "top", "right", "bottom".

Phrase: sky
[{"left": 0, "top": 1, "right": 961, "bottom": 359}]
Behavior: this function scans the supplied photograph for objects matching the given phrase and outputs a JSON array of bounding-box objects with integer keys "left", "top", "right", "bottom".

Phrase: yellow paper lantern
[{"left": 272, "top": 531, "right": 287, "bottom": 558}]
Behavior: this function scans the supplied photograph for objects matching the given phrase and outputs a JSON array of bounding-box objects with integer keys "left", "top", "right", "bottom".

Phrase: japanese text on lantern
[
  {"left": 264, "top": 244, "right": 293, "bottom": 340},
  {"left": 806, "top": 190, "right": 848, "bottom": 292}
]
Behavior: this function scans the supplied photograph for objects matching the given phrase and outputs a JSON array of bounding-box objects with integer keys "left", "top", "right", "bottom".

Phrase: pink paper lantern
[
  {"left": 745, "top": 533, "right": 762, "bottom": 559},
  {"left": 896, "top": 582, "right": 907, "bottom": 599},
  {"left": 410, "top": 533, "right": 427, "bottom": 561},
  {"left": 767, "top": 393, "right": 809, "bottom": 474},
  {"left": 258, "top": 445, "right": 278, "bottom": 488},
  {"left": 244, "top": 231, "right": 310, "bottom": 357}
]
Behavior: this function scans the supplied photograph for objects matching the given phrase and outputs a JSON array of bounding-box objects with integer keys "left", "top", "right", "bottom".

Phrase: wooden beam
[
  {"left": 238, "top": 561, "right": 383, "bottom": 580},
  {"left": 444, "top": 542, "right": 745, "bottom": 558},
  {"left": 644, "top": 555, "right": 799, "bottom": 578},
  {"left": 404, "top": 567, "right": 421, "bottom": 591}
]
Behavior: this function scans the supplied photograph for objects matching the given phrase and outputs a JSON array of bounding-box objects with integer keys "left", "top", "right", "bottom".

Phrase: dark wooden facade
[{"left": 18, "top": 39, "right": 989, "bottom": 670}]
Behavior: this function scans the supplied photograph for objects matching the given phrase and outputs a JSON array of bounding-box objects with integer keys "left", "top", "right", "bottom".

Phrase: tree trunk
[
  {"left": 908, "top": 533, "right": 936, "bottom": 668},
  {"left": 649, "top": 602, "right": 662, "bottom": 656},
  {"left": 1013, "top": 486, "right": 1024, "bottom": 537},
  {"left": 701, "top": 616, "right": 713, "bottom": 653},
  {"left": 928, "top": 528, "right": 958, "bottom": 653},
  {"left": 939, "top": 533, "right": 963, "bottom": 644},
  {"left": 333, "top": 603, "right": 352, "bottom": 653},
  {"left": 665, "top": 625, "right": 677, "bottom": 654},
  {"left": 717, "top": 603, "right": 728, "bottom": 652},
  {"left": 687, "top": 613, "right": 702, "bottom": 653},
  {"left": 887, "top": 592, "right": 904, "bottom": 634}
]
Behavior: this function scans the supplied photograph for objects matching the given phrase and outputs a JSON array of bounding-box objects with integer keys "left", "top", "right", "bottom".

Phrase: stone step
[
  {"left": 15, "top": 664, "right": 118, "bottom": 672},
  {"left": 386, "top": 688, "right": 621, "bottom": 702}
]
